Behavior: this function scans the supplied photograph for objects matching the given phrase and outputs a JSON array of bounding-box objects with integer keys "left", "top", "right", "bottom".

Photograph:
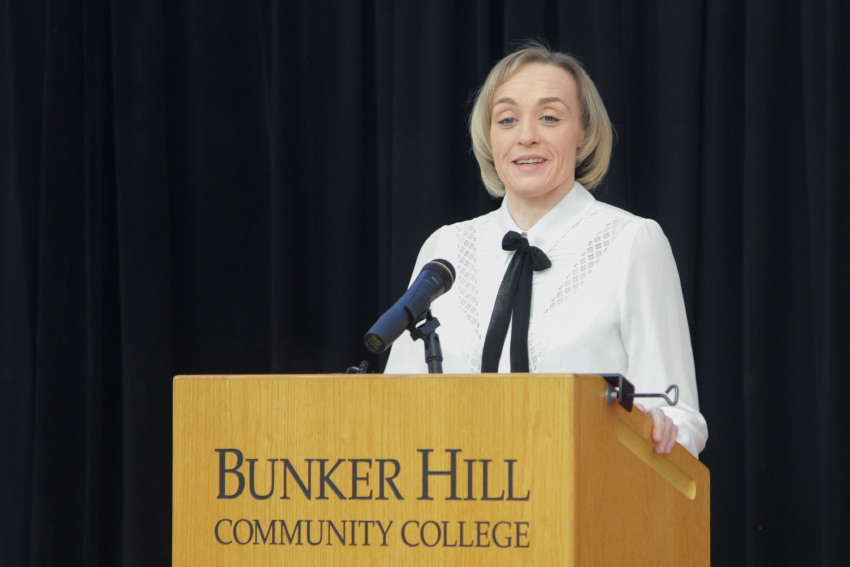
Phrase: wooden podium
[{"left": 173, "top": 374, "right": 709, "bottom": 566}]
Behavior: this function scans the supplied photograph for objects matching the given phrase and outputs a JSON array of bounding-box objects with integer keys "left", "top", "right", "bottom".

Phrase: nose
[{"left": 517, "top": 118, "right": 538, "bottom": 146}]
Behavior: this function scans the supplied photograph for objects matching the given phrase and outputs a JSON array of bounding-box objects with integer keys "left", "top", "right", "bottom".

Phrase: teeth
[{"left": 516, "top": 158, "right": 544, "bottom": 164}]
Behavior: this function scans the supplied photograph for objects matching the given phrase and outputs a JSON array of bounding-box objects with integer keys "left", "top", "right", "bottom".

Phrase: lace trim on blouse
[{"left": 454, "top": 212, "right": 632, "bottom": 372}]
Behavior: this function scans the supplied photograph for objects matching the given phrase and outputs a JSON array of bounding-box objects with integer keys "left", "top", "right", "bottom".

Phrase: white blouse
[{"left": 384, "top": 183, "right": 708, "bottom": 457}]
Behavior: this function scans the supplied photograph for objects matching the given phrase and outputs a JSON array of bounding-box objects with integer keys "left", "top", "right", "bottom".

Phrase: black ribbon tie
[{"left": 481, "top": 231, "right": 551, "bottom": 373}]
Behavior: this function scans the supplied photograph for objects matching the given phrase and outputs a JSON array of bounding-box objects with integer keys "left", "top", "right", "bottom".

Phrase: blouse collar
[{"left": 496, "top": 182, "right": 595, "bottom": 254}]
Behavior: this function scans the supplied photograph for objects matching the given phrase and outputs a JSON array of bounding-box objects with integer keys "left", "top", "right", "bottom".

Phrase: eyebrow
[
  {"left": 538, "top": 97, "right": 568, "bottom": 108},
  {"left": 494, "top": 97, "right": 517, "bottom": 106},
  {"left": 493, "top": 96, "right": 570, "bottom": 109}
]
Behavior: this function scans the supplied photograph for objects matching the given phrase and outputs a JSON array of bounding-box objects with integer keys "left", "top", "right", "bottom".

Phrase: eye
[
  {"left": 496, "top": 117, "right": 517, "bottom": 126},
  {"left": 541, "top": 115, "right": 560, "bottom": 124}
]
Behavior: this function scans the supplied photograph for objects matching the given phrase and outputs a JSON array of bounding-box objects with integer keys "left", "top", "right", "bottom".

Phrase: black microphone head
[
  {"left": 421, "top": 259, "right": 456, "bottom": 292},
  {"left": 363, "top": 259, "right": 457, "bottom": 354}
]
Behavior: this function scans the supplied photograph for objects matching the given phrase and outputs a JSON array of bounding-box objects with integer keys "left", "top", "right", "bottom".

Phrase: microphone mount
[{"left": 408, "top": 310, "right": 444, "bottom": 374}]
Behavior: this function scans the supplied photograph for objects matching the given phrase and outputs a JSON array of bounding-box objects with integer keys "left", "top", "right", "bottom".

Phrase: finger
[
  {"left": 643, "top": 408, "right": 677, "bottom": 455},
  {"left": 665, "top": 423, "right": 679, "bottom": 454},
  {"left": 656, "top": 417, "right": 672, "bottom": 454},
  {"left": 648, "top": 409, "right": 676, "bottom": 455},
  {"left": 659, "top": 418, "right": 677, "bottom": 455},
  {"left": 649, "top": 409, "right": 665, "bottom": 444}
]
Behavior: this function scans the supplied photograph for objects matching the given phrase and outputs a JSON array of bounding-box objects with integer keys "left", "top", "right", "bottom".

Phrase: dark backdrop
[{"left": 2, "top": 1, "right": 849, "bottom": 565}]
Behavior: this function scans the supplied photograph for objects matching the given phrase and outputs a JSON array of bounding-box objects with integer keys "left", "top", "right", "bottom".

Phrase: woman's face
[{"left": 490, "top": 63, "right": 583, "bottom": 204}]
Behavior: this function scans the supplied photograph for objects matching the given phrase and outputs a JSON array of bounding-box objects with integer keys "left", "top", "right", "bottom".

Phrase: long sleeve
[{"left": 619, "top": 221, "right": 708, "bottom": 456}]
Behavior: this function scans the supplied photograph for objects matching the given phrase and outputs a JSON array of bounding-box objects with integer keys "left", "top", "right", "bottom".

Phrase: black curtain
[{"left": 2, "top": 1, "right": 848, "bottom": 565}]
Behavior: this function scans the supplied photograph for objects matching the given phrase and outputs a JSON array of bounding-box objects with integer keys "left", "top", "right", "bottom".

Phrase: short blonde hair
[{"left": 470, "top": 43, "right": 614, "bottom": 196}]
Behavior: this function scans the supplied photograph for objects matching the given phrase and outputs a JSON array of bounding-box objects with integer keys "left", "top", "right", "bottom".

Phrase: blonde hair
[{"left": 470, "top": 43, "right": 614, "bottom": 196}]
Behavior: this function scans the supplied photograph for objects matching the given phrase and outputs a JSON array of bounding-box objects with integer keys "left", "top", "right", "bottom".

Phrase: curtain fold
[{"left": 2, "top": 1, "right": 848, "bottom": 565}]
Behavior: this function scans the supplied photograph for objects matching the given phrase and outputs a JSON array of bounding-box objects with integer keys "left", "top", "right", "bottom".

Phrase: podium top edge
[{"left": 173, "top": 373, "right": 591, "bottom": 381}]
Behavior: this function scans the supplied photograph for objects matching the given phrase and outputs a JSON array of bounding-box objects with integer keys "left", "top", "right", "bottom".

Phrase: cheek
[
  {"left": 490, "top": 133, "right": 508, "bottom": 158},
  {"left": 555, "top": 133, "right": 579, "bottom": 159}
]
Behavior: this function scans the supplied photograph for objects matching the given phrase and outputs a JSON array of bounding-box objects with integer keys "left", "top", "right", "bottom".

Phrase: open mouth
[{"left": 513, "top": 156, "right": 548, "bottom": 172}]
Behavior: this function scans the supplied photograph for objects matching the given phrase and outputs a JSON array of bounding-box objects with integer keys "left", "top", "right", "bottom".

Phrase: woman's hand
[{"left": 636, "top": 404, "right": 678, "bottom": 455}]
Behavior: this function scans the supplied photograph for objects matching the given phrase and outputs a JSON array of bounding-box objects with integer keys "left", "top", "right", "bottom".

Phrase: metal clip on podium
[{"left": 602, "top": 373, "right": 680, "bottom": 411}]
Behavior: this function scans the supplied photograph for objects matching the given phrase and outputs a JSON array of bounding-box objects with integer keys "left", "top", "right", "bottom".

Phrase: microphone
[{"left": 364, "top": 259, "right": 456, "bottom": 354}]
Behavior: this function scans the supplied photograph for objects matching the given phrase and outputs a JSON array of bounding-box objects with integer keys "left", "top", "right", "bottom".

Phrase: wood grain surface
[{"left": 173, "top": 374, "right": 709, "bottom": 566}]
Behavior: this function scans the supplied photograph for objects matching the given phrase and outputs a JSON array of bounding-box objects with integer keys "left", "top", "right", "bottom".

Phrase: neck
[{"left": 506, "top": 182, "right": 575, "bottom": 231}]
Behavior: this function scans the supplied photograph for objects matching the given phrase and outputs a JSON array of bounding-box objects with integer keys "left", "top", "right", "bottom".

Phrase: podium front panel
[{"left": 174, "top": 374, "right": 582, "bottom": 566}]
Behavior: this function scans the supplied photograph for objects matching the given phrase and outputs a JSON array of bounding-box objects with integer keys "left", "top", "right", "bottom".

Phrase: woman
[{"left": 384, "top": 44, "right": 708, "bottom": 458}]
